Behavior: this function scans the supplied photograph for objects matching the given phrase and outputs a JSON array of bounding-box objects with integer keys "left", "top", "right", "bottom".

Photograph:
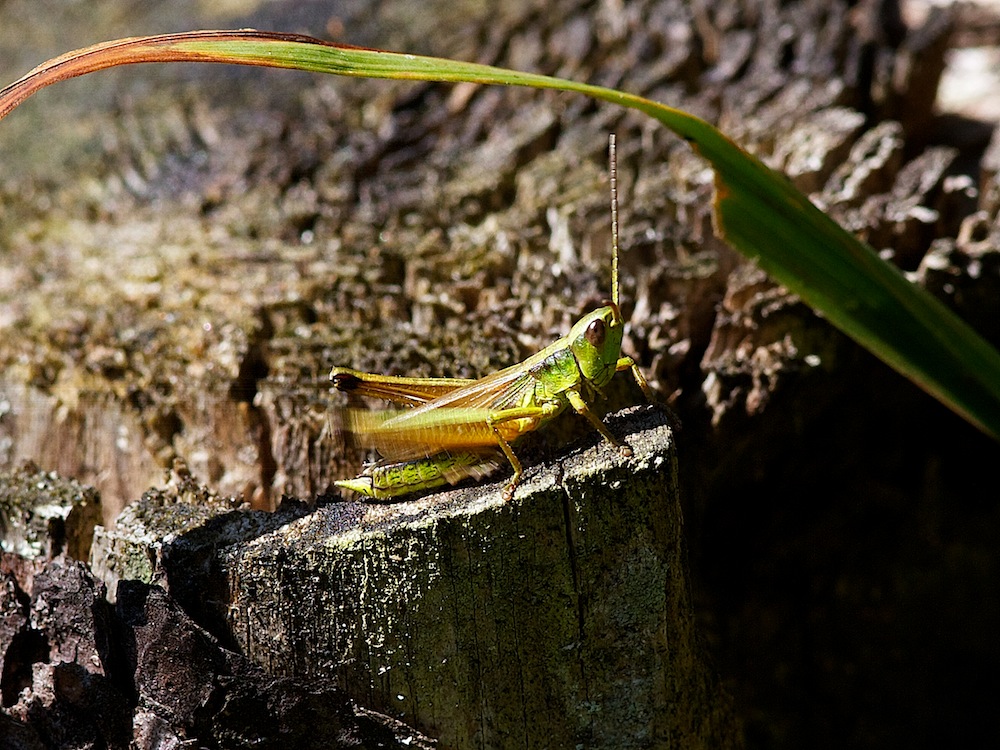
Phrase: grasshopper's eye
[{"left": 585, "top": 319, "right": 606, "bottom": 348}]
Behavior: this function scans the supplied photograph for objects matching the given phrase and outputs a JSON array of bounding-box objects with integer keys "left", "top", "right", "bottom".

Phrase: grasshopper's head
[{"left": 568, "top": 302, "right": 624, "bottom": 389}]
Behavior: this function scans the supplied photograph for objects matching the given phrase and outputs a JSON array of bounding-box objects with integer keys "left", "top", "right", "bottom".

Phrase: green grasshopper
[{"left": 330, "top": 135, "right": 652, "bottom": 500}]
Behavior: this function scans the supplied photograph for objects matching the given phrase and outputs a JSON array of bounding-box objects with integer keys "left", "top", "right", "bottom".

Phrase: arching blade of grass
[{"left": 2, "top": 30, "right": 999, "bottom": 439}]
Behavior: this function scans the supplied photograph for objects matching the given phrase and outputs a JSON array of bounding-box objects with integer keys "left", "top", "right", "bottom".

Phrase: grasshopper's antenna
[{"left": 609, "top": 133, "right": 620, "bottom": 308}]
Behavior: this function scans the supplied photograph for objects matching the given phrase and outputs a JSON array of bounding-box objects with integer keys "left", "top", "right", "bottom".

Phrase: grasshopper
[{"left": 330, "top": 135, "right": 653, "bottom": 500}]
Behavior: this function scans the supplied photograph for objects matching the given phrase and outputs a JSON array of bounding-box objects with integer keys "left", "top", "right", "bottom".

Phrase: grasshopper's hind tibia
[{"left": 334, "top": 450, "right": 502, "bottom": 500}]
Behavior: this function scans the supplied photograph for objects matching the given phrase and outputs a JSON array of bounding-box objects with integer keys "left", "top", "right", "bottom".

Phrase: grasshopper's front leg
[{"left": 616, "top": 356, "right": 655, "bottom": 402}]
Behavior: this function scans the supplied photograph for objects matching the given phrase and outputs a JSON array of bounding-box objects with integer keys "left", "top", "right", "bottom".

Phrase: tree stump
[{"left": 88, "top": 405, "right": 740, "bottom": 748}]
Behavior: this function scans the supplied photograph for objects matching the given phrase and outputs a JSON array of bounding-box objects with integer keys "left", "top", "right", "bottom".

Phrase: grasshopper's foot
[
  {"left": 600, "top": 431, "right": 632, "bottom": 458},
  {"left": 502, "top": 473, "right": 523, "bottom": 500}
]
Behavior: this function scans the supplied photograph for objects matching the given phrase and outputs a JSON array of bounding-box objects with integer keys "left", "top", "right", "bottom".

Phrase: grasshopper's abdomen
[{"left": 335, "top": 450, "right": 502, "bottom": 500}]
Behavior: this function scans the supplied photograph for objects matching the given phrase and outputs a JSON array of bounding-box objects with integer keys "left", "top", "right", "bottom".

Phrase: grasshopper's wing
[
  {"left": 344, "top": 362, "right": 542, "bottom": 461},
  {"left": 330, "top": 367, "right": 476, "bottom": 407}
]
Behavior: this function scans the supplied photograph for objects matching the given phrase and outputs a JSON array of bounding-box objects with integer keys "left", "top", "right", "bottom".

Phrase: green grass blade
[{"left": 2, "top": 30, "right": 998, "bottom": 438}]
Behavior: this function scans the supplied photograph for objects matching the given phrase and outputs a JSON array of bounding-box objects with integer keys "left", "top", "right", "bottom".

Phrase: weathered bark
[
  {"left": 0, "top": 472, "right": 436, "bottom": 749},
  {"left": 2, "top": 0, "right": 968, "bottom": 516},
  {"left": 0, "top": 463, "right": 100, "bottom": 561},
  {"left": 0, "top": 0, "right": 983, "bottom": 518}
]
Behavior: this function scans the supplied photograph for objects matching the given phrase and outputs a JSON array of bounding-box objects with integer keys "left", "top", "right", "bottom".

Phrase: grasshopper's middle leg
[
  {"left": 566, "top": 388, "right": 634, "bottom": 456},
  {"left": 486, "top": 401, "right": 562, "bottom": 500}
]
